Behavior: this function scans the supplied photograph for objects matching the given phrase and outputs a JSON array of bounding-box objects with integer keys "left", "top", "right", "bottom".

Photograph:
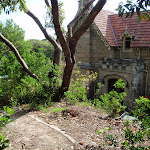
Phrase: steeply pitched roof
[{"left": 94, "top": 10, "right": 150, "bottom": 48}]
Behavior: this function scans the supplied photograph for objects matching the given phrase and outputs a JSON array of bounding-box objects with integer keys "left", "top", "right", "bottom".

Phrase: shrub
[
  {"left": 94, "top": 79, "right": 126, "bottom": 117},
  {"left": 0, "top": 20, "right": 62, "bottom": 106},
  {"left": 96, "top": 89, "right": 150, "bottom": 149},
  {"left": 64, "top": 66, "right": 97, "bottom": 105},
  {"left": 0, "top": 106, "right": 15, "bottom": 149}
]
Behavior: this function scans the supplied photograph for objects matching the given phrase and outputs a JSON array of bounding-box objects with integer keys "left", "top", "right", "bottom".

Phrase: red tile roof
[{"left": 94, "top": 10, "right": 150, "bottom": 48}]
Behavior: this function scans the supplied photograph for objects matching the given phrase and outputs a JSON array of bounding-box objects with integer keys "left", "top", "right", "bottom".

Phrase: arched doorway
[{"left": 108, "top": 79, "right": 124, "bottom": 93}]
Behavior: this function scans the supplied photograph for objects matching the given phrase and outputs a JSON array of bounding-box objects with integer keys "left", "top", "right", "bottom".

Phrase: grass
[
  {"left": 50, "top": 107, "right": 68, "bottom": 113},
  {"left": 77, "top": 101, "right": 93, "bottom": 107},
  {"left": 38, "top": 105, "right": 49, "bottom": 113}
]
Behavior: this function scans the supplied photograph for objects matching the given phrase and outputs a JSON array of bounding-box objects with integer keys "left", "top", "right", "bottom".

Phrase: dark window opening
[
  {"left": 125, "top": 37, "right": 131, "bottom": 49},
  {"left": 108, "top": 79, "right": 124, "bottom": 93}
]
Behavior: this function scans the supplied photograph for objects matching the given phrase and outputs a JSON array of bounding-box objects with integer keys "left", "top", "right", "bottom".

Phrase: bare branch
[
  {"left": 71, "top": 0, "right": 107, "bottom": 45},
  {"left": 26, "top": 9, "right": 61, "bottom": 51},
  {"left": 67, "top": 0, "right": 95, "bottom": 39},
  {"left": 0, "top": 33, "right": 39, "bottom": 81},
  {"left": 50, "top": 0, "right": 72, "bottom": 63}
]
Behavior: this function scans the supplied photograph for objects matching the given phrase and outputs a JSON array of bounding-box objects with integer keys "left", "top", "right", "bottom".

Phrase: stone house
[{"left": 74, "top": 0, "right": 150, "bottom": 108}]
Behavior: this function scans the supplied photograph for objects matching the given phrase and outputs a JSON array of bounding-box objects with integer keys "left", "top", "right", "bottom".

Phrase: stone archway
[
  {"left": 102, "top": 74, "right": 129, "bottom": 105},
  {"left": 103, "top": 74, "right": 128, "bottom": 90}
]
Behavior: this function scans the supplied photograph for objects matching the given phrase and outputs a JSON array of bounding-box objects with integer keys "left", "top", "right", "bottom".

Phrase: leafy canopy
[
  {"left": 117, "top": 0, "right": 150, "bottom": 22},
  {"left": 0, "top": 0, "right": 26, "bottom": 14}
]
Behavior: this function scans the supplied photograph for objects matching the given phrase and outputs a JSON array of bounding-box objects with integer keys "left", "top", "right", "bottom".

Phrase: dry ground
[{"left": 1, "top": 101, "right": 150, "bottom": 150}]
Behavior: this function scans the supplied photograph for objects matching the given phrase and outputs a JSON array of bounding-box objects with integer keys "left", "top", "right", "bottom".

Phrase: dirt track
[
  {"left": 4, "top": 111, "right": 83, "bottom": 150},
  {"left": 2, "top": 102, "right": 150, "bottom": 150}
]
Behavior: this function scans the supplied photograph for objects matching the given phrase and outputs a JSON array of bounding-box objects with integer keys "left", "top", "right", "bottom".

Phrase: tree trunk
[
  {"left": 53, "top": 61, "right": 75, "bottom": 102},
  {"left": 53, "top": 44, "right": 62, "bottom": 67},
  {"left": 61, "top": 62, "right": 75, "bottom": 93}
]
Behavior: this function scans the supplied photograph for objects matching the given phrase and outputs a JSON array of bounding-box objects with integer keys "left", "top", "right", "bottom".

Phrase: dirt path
[
  {"left": 2, "top": 102, "right": 150, "bottom": 150},
  {"left": 4, "top": 111, "right": 83, "bottom": 150}
]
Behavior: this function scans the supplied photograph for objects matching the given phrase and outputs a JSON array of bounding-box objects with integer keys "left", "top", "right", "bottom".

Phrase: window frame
[{"left": 123, "top": 36, "right": 132, "bottom": 51}]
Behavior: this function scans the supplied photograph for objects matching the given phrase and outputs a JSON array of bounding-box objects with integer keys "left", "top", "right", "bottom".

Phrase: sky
[{"left": 0, "top": 0, "right": 125, "bottom": 40}]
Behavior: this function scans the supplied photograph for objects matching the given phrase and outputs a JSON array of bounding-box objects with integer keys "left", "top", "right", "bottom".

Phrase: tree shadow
[{"left": 10, "top": 107, "right": 38, "bottom": 122}]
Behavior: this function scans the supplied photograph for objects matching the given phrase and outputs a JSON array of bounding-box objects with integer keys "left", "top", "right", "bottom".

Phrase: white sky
[{"left": 0, "top": 0, "right": 125, "bottom": 40}]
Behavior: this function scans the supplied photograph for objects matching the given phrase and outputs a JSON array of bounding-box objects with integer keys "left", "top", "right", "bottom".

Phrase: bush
[
  {"left": 0, "top": 20, "right": 62, "bottom": 106},
  {"left": 94, "top": 79, "right": 126, "bottom": 117},
  {"left": 96, "top": 88, "right": 150, "bottom": 149},
  {"left": 64, "top": 67, "right": 97, "bottom": 105}
]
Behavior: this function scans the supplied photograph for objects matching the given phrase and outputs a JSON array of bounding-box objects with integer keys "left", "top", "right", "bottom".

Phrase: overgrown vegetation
[
  {"left": 0, "top": 18, "right": 149, "bottom": 150},
  {"left": 0, "top": 20, "right": 61, "bottom": 107},
  {"left": 0, "top": 107, "right": 15, "bottom": 149},
  {"left": 64, "top": 66, "right": 97, "bottom": 105},
  {"left": 95, "top": 83, "right": 150, "bottom": 149},
  {"left": 94, "top": 79, "right": 127, "bottom": 117}
]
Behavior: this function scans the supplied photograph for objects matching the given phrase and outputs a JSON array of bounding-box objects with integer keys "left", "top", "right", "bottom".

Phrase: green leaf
[
  {"left": 131, "top": 8, "right": 134, "bottom": 17},
  {"left": 136, "top": 6, "right": 140, "bottom": 17}
]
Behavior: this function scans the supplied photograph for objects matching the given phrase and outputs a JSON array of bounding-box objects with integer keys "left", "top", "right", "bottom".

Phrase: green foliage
[
  {"left": 95, "top": 82, "right": 104, "bottom": 99},
  {"left": 105, "top": 134, "right": 118, "bottom": 147},
  {"left": 0, "top": 106, "right": 15, "bottom": 128},
  {"left": 132, "top": 97, "right": 150, "bottom": 118},
  {"left": 64, "top": 67, "right": 97, "bottom": 105},
  {"left": 132, "top": 97, "right": 150, "bottom": 139},
  {"left": 96, "top": 96, "right": 150, "bottom": 149},
  {"left": 0, "top": 134, "right": 9, "bottom": 150},
  {"left": 50, "top": 107, "right": 67, "bottom": 114},
  {"left": 120, "top": 119, "right": 149, "bottom": 149},
  {"left": 0, "top": 0, "right": 26, "bottom": 14},
  {"left": 0, "top": 20, "right": 61, "bottom": 106},
  {"left": 94, "top": 79, "right": 127, "bottom": 117},
  {"left": 0, "top": 106, "right": 15, "bottom": 149},
  {"left": 27, "top": 39, "right": 54, "bottom": 59},
  {"left": 117, "top": 0, "right": 150, "bottom": 22}
]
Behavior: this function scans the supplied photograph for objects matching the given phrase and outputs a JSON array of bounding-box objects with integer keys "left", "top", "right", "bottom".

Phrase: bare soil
[{"left": 1, "top": 101, "right": 150, "bottom": 150}]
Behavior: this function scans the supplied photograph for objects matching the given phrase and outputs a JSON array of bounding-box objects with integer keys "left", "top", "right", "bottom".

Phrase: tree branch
[
  {"left": 50, "top": 0, "right": 72, "bottom": 64},
  {"left": 71, "top": 0, "right": 107, "bottom": 46},
  {"left": 26, "top": 9, "right": 61, "bottom": 51},
  {"left": 44, "top": 0, "right": 50, "bottom": 8},
  {"left": 0, "top": 33, "right": 39, "bottom": 80},
  {"left": 67, "top": 0, "right": 95, "bottom": 39}
]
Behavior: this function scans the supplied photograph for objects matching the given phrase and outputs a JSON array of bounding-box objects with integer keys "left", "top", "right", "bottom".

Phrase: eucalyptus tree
[{"left": 0, "top": 0, "right": 107, "bottom": 101}]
